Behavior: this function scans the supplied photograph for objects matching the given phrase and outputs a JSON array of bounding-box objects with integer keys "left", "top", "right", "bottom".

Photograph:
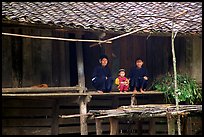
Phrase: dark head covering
[
  {"left": 135, "top": 57, "right": 143, "bottom": 63},
  {"left": 99, "top": 54, "right": 109, "bottom": 63},
  {"left": 99, "top": 54, "right": 108, "bottom": 60}
]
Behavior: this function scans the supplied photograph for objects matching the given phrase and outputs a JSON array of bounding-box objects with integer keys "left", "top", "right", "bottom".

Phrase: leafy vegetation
[{"left": 152, "top": 73, "right": 202, "bottom": 104}]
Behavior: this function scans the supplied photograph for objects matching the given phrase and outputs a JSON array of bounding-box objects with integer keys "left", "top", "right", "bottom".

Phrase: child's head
[
  {"left": 99, "top": 54, "right": 109, "bottom": 67},
  {"left": 118, "top": 69, "right": 126, "bottom": 77},
  {"left": 135, "top": 58, "right": 143, "bottom": 68}
]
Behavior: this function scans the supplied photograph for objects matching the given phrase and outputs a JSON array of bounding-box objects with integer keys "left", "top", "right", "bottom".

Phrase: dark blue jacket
[
  {"left": 92, "top": 65, "right": 112, "bottom": 79},
  {"left": 128, "top": 66, "right": 148, "bottom": 80}
]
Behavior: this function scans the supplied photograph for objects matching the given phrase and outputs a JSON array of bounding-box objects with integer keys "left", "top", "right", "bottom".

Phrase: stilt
[
  {"left": 109, "top": 117, "right": 119, "bottom": 135},
  {"left": 95, "top": 118, "right": 103, "bottom": 135},
  {"left": 167, "top": 112, "right": 175, "bottom": 135}
]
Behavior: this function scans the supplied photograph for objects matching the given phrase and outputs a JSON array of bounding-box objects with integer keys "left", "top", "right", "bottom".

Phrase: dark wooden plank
[
  {"left": 2, "top": 108, "right": 53, "bottom": 117},
  {"left": 2, "top": 127, "right": 51, "bottom": 135},
  {"left": 2, "top": 27, "right": 13, "bottom": 87},
  {"left": 51, "top": 30, "right": 60, "bottom": 86},
  {"left": 22, "top": 28, "right": 33, "bottom": 86},
  {"left": 2, "top": 98, "right": 54, "bottom": 108},
  {"left": 111, "top": 35, "right": 120, "bottom": 85},
  {"left": 149, "top": 118, "right": 156, "bottom": 135},
  {"left": 40, "top": 29, "right": 52, "bottom": 86},
  {"left": 59, "top": 117, "right": 80, "bottom": 125},
  {"left": 11, "top": 28, "right": 23, "bottom": 87},
  {"left": 64, "top": 32, "right": 70, "bottom": 86},
  {"left": 137, "top": 119, "right": 143, "bottom": 135},
  {"left": 58, "top": 31, "right": 67, "bottom": 86},
  {"left": 59, "top": 123, "right": 110, "bottom": 134},
  {"left": 183, "top": 116, "right": 193, "bottom": 135},
  {"left": 31, "top": 28, "right": 42, "bottom": 85},
  {"left": 2, "top": 118, "right": 52, "bottom": 127},
  {"left": 191, "top": 36, "right": 202, "bottom": 82},
  {"left": 51, "top": 99, "right": 59, "bottom": 135}
]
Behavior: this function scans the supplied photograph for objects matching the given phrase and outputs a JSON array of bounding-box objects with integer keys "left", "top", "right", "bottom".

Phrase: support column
[
  {"left": 76, "top": 32, "right": 88, "bottom": 135},
  {"left": 79, "top": 96, "right": 88, "bottom": 135},
  {"left": 167, "top": 112, "right": 175, "bottom": 135},
  {"left": 95, "top": 118, "right": 103, "bottom": 135},
  {"left": 109, "top": 117, "right": 119, "bottom": 135},
  {"left": 131, "top": 94, "right": 137, "bottom": 106}
]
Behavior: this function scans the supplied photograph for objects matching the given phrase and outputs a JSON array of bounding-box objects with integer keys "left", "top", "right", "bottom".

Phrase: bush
[{"left": 152, "top": 73, "right": 202, "bottom": 104}]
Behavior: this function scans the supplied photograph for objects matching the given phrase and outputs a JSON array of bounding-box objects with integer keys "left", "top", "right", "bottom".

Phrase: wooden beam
[
  {"left": 109, "top": 117, "right": 119, "bottom": 135},
  {"left": 95, "top": 118, "right": 103, "bottom": 135},
  {"left": 2, "top": 86, "right": 84, "bottom": 93}
]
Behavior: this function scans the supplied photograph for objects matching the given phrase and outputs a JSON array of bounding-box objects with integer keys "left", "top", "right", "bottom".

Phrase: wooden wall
[
  {"left": 2, "top": 24, "right": 202, "bottom": 89},
  {"left": 104, "top": 34, "right": 198, "bottom": 89},
  {"left": 2, "top": 26, "right": 72, "bottom": 88}
]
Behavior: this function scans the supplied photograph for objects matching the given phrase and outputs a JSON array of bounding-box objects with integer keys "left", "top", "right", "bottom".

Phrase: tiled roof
[{"left": 2, "top": 2, "right": 202, "bottom": 35}]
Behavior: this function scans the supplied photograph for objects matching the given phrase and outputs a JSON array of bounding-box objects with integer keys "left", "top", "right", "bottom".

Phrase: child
[
  {"left": 115, "top": 69, "right": 129, "bottom": 92},
  {"left": 128, "top": 58, "right": 148, "bottom": 93},
  {"left": 91, "top": 54, "right": 113, "bottom": 93}
]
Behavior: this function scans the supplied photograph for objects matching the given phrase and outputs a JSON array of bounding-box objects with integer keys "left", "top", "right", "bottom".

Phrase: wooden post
[
  {"left": 131, "top": 94, "right": 137, "bottom": 106},
  {"left": 79, "top": 96, "right": 88, "bottom": 135},
  {"left": 149, "top": 118, "right": 155, "bottom": 135},
  {"left": 76, "top": 33, "right": 85, "bottom": 89},
  {"left": 51, "top": 99, "right": 59, "bottom": 135},
  {"left": 109, "top": 117, "right": 119, "bottom": 135},
  {"left": 76, "top": 32, "right": 88, "bottom": 135},
  {"left": 95, "top": 118, "right": 103, "bottom": 135},
  {"left": 167, "top": 112, "right": 175, "bottom": 135}
]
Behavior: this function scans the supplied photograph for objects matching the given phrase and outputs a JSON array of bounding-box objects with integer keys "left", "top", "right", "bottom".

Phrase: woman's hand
[{"left": 144, "top": 76, "right": 148, "bottom": 80}]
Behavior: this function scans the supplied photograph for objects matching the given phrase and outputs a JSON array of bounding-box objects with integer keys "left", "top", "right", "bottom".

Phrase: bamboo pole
[
  {"left": 90, "top": 10, "right": 187, "bottom": 47},
  {"left": 2, "top": 32, "right": 112, "bottom": 44},
  {"left": 171, "top": 3, "right": 181, "bottom": 135},
  {"left": 59, "top": 113, "right": 92, "bottom": 118}
]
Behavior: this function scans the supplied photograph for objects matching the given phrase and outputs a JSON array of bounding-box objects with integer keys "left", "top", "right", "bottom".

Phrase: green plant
[{"left": 152, "top": 73, "right": 202, "bottom": 104}]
